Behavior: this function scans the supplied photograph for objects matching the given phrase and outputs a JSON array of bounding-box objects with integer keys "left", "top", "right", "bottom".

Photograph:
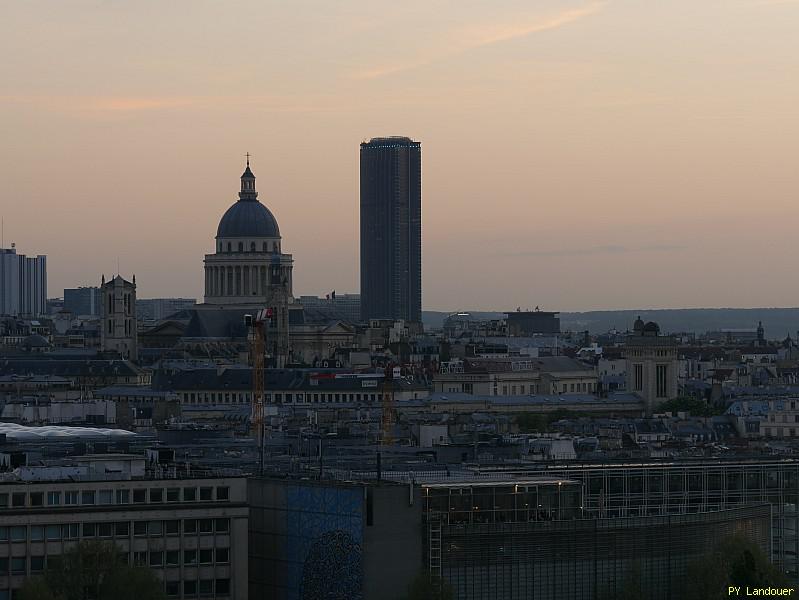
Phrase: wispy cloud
[
  {"left": 751, "top": 0, "right": 799, "bottom": 5},
  {"left": 351, "top": 2, "right": 606, "bottom": 79},
  {"left": 0, "top": 94, "right": 354, "bottom": 116},
  {"left": 500, "top": 243, "right": 684, "bottom": 258}
]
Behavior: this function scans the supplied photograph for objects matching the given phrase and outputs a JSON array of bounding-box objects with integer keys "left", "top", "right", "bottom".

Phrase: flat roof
[{"left": 421, "top": 477, "right": 580, "bottom": 489}]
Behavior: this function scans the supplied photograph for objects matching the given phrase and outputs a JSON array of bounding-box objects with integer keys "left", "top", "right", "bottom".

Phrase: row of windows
[
  {"left": 135, "top": 547, "right": 229, "bottom": 567},
  {"left": 218, "top": 241, "right": 279, "bottom": 253},
  {"left": 0, "top": 485, "right": 229, "bottom": 509},
  {"left": 180, "top": 391, "right": 383, "bottom": 405},
  {"left": 495, "top": 382, "right": 597, "bottom": 395},
  {"left": 167, "top": 579, "right": 230, "bottom": 598},
  {"left": 0, "top": 518, "right": 230, "bottom": 542},
  {"left": 0, "top": 579, "right": 231, "bottom": 600},
  {"left": 763, "top": 427, "right": 798, "bottom": 437},
  {"left": 0, "top": 547, "right": 230, "bottom": 575},
  {"left": 768, "top": 414, "right": 799, "bottom": 423}
]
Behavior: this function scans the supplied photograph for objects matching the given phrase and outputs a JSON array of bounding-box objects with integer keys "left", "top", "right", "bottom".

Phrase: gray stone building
[
  {"left": 100, "top": 274, "right": 138, "bottom": 361},
  {"left": 624, "top": 318, "right": 678, "bottom": 416}
]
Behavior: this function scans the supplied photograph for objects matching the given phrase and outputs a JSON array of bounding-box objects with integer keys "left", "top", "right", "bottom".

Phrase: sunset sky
[{"left": 2, "top": 0, "right": 798, "bottom": 312}]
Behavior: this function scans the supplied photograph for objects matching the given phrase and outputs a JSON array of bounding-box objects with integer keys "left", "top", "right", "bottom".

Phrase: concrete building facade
[
  {"left": 248, "top": 478, "right": 422, "bottom": 600},
  {"left": 624, "top": 318, "right": 678, "bottom": 416},
  {"left": 0, "top": 456, "right": 248, "bottom": 600}
]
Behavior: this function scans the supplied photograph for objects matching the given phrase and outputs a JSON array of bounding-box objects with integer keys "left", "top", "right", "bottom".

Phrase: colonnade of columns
[{"left": 204, "top": 264, "right": 270, "bottom": 297}]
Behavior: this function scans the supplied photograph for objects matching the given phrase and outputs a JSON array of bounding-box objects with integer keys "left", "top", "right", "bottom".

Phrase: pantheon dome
[{"left": 216, "top": 164, "right": 280, "bottom": 239}]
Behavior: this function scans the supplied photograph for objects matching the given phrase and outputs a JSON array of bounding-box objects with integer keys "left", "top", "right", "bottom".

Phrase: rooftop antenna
[
  {"left": 116, "top": 257, "right": 120, "bottom": 276},
  {"left": 246, "top": 152, "right": 251, "bottom": 167}
]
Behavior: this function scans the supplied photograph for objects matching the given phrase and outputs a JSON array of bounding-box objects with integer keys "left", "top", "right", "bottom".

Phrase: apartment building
[{"left": 0, "top": 455, "right": 247, "bottom": 600}]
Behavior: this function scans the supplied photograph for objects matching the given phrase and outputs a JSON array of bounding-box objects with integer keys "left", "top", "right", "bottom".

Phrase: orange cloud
[{"left": 351, "top": 2, "right": 606, "bottom": 80}]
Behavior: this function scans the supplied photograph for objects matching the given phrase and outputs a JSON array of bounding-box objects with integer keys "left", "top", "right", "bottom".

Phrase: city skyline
[{"left": 2, "top": 1, "right": 799, "bottom": 311}]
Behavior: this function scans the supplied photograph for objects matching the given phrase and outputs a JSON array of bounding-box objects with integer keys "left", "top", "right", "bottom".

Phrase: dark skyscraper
[{"left": 360, "top": 137, "right": 422, "bottom": 324}]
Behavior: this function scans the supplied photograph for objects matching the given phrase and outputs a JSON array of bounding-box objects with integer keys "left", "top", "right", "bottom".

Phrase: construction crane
[
  {"left": 380, "top": 362, "right": 397, "bottom": 446},
  {"left": 246, "top": 308, "right": 272, "bottom": 474}
]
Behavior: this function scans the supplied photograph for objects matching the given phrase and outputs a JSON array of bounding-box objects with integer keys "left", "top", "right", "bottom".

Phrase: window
[
  {"left": 115, "top": 522, "right": 129, "bottom": 536},
  {"left": 134, "top": 521, "right": 148, "bottom": 536},
  {"left": 199, "top": 519, "right": 213, "bottom": 533},
  {"left": 166, "top": 582, "right": 180, "bottom": 597},
  {"left": 30, "top": 492, "right": 44, "bottom": 506},
  {"left": 62, "top": 523, "right": 79, "bottom": 539},
  {"left": 31, "top": 556, "right": 45, "bottom": 572},
  {"left": 82, "top": 490, "right": 96, "bottom": 505},
  {"left": 215, "top": 518, "right": 229, "bottom": 533},
  {"left": 199, "top": 549, "right": 213, "bottom": 564},
  {"left": 99, "top": 489, "right": 114, "bottom": 505},
  {"left": 47, "top": 491, "right": 61, "bottom": 506},
  {"left": 184, "top": 581, "right": 198, "bottom": 597},
  {"left": 0, "top": 557, "right": 7, "bottom": 572},
  {"left": 183, "top": 487, "right": 196, "bottom": 502},
  {"left": 634, "top": 364, "right": 644, "bottom": 392},
  {"left": 31, "top": 525, "right": 44, "bottom": 541},
  {"left": 82, "top": 523, "right": 96, "bottom": 537},
  {"left": 184, "top": 550, "right": 198, "bottom": 565},
  {"left": 46, "top": 525, "right": 61, "bottom": 540},
  {"left": 133, "top": 552, "right": 147, "bottom": 567},
  {"left": 115, "top": 489, "right": 129, "bottom": 504},
  {"left": 0, "top": 493, "right": 7, "bottom": 507},
  {"left": 149, "top": 521, "right": 163, "bottom": 536},
  {"left": 165, "top": 520, "right": 180, "bottom": 535},
  {"left": 184, "top": 519, "right": 197, "bottom": 534},
  {"left": 0, "top": 527, "right": 6, "bottom": 541},
  {"left": 199, "top": 487, "right": 213, "bottom": 501},
  {"left": 133, "top": 489, "right": 147, "bottom": 504},
  {"left": 166, "top": 488, "right": 180, "bottom": 502},
  {"left": 200, "top": 579, "right": 213, "bottom": 597},
  {"left": 12, "top": 492, "right": 25, "bottom": 507},
  {"left": 65, "top": 491, "right": 79, "bottom": 505},
  {"left": 149, "top": 551, "right": 163, "bottom": 567},
  {"left": 149, "top": 488, "right": 163, "bottom": 503},
  {"left": 215, "top": 579, "right": 230, "bottom": 596},
  {"left": 216, "top": 487, "right": 229, "bottom": 501},
  {"left": 97, "top": 523, "right": 113, "bottom": 538},
  {"left": 166, "top": 550, "right": 180, "bottom": 566},
  {"left": 11, "top": 557, "right": 26, "bottom": 574},
  {"left": 10, "top": 526, "right": 26, "bottom": 541},
  {"left": 215, "top": 548, "right": 229, "bottom": 563},
  {"left": 656, "top": 364, "right": 668, "bottom": 398}
]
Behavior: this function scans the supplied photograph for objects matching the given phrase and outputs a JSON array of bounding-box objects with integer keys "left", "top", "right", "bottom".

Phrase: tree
[
  {"left": 516, "top": 413, "right": 547, "bottom": 433},
  {"left": 18, "top": 541, "right": 165, "bottom": 600},
  {"left": 684, "top": 534, "right": 788, "bottom": 600},
  {"left": 405, "top": 572, "right": 454, "bottom": 600},
  {"left": 658, "top": 396, "right": 724, "bottom": 417}
]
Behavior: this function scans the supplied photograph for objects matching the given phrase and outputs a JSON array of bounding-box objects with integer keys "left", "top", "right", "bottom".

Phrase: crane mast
[
  {"left": 380, "top": 362, "right": 396, "bottom": 446},
  {"left": 246, "top": 308, "right": 272, "bottom": 474}
]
